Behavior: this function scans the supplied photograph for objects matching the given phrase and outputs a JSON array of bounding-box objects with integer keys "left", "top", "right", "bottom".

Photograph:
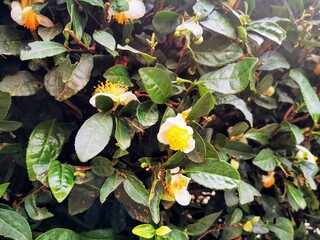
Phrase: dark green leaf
[
  {"left": 48, "top": 161, "right": 75, "bottom": 203},
  {"left": 186, "top": 211, "right": 222, "bottom": 236},
  {"left": 103, "top": 65, "right": 133, "bottom": 87},
  {"left": 187, "top": 92, "right": 214, "bottom": 120},
  {"left": 299, "top": 161, "right": 319, "bottom": 190},
  {"left": 289, "top": 69, "right": 320, "bottom": 123},
  {"left": 193, "top": 0, "right": 215, "bottom": 20},
  {"left": 229, "top": 208, "right": 243, "bottom": 225},
  {"left": 123, "top": 172, "right": 149, "bottom": 206},
  {"left": 247, "top": 20, "right": 286, "bottom": 44},
  {"left": 25, "top": 195, "right": 54, "bottom": 220},
  {"left": 110, "top": 0, "right": 129, "bottom": 12},
  {"left": 136, "top": 101, "right": 159, "bottom": 127},
  {"left": 281, "top": 121, "right": 303, "bottom": 144},
  {"left": 115, "top": 118, "right": 131, "bottom": 150},
  {"left": 0, "top": 71, "right": 42, "bottom": 96},
  {"left": 117, "top": 45, "right": 156, "bottom": 64},
  {"left": 95, "top": 95, "right": 114, "bottom": 112},
  {"left": 26, "top": 119, "right": 65, "bottom": 181},
  {"left": 100, "top": 173, "right": 124, "bottom": 203},
  {"left": 229, "top": 122, "right": 249, "bottom": 137},
  {"left": 163, "top": 151, "right": 187, "bottom": 169},
  {"left": 223, "top": 142, "right": 255, "bottom": 160},
  {"left": 36, "top": 228, "right": 80, "bottom": 240},
  {"left": 139, "top": 67, "right": 173, "bottom": 104},
  {"left": 0, "top": 91, "right": 11, "bottom": 120},
  {"left": 184, "top": 159, "right": 240, "bottom": 189},
  {"left": 253, "top": 148, "right": 276, "bottom": 171},
  {"left": 198, "top": 58, "right": 258, "bottom": 94},
  {"left": 81, "top": 229, "right": 125, "bottom": 240},
  {"left": 91, "top": 156, "right": 114, "bottom": 177},
  {"left": 267, "top": 217, "right": 294, "bottom": 240},
  {"left": 75, "top": 112, "right": 113, "bottom": 162},
  {"left": 0, "top": 209, "right": 32, "bottom": 240},
  {"left": 153, "top": 11, "right": 180, "bottom": 36},
  {"left": 0, "top": 25, "right": 30, "bottom": 55},
  {"left": 0, "top": 120, "right": 22, "bottom": 132},
  {"left": 186, "top": 130, "right": 206, "bottom": 163},
  {"left": 80, "top": 0, "right": 104, "bottom": 8},
  {"left": 20, "top": 41, "right": 67, "bottom": 60},
  {"left": 93, "top": 30, "right": 116, "bottom": 51},
  {"left": 66, "top": 0, "right": 83, "bottom": 40},
  {"left": 257, "top": 51, "right": 290, "bottom": 71},
  {"left": 287, "top": 183, "right": 306, "bottom": 211}
]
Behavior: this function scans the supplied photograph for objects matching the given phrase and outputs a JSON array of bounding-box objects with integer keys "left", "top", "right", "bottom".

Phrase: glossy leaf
[
  {"left": 26, "top": 119, "right": 65, "bottom": 181},
  {"left": 117, "top": 45, "right": 156, "bottom": 64},
  {"left": 0, "top": 209, "right": 32, "bottom": 240},
  {"left": 186, "top": 130, "right": 206, "bottom": 163},
  {"left": 91, "top": 156, "right": 115, "bottom": 177},
  {"left": 0, "top": 71, "right": 42, "bottom": 96},
  {"left": 238, "top": 180, "right": 261, "bottom": 205},
  {"left": 198, "top": 58, "right": 258, "bottom": 94},
  {"left": 223, "top": 142, "right": 255, "bottom": 160},
  {"left": 257, "top": 51, "right": 290, "bottom": 71},
  {"left": 81, "top": 229, "right": 125, "bottom": 240},
  {"left": 136, "top": 100, "right": 159, "bottom": 127},
  {"left": 20, "top": 41, "right": 67, "bottom": 60},
  {"left": 93, "top": 30, "right": 116, "bottom": 51},
  {"left": 66, "top": 0, "right": 83, "bottom": 40},
  {"left": 247, "top": 20, "right": 286, "bottom": 44},
  {"left": 267, "top": 217, "right": 294, "bottom": 240},
  {"left": 36, "top": 228, "right": 80, "bottom": 240},
  {"left": 289, "top": 69, "right": 320, "bottom": 123},
  {"left": 25, "top": 195, "right": 54, "bottom": 220},
  {"left": 75, "top": 112, "right": 113, "bottom": 162},
  {"left": 103, "top": 65, "right": 133, "bottom": 87},
  {"left": 281, "top": 121, "right": 303, "bottom": 144},
  {"left": 253, "top": 148, "right": 276, "bottom": 171},
  {"left": 0, "top": 183, "right": 9, "bottom": 198},
  {"left": 184, "top": 159, "right": 240, "bottom": 189},
  {"left": 187, "top": 92, "right": 214, "bottom": 120},
  {"left": 100, "top": 173, "right": 124, "bottom": 203},
  {"left": 139, "top": 67, "right": 173, "bottom": 104},
  {"left": 115, "top": 118, "right": 131, "bottom": 150},
  {"left": 132, "top": 224, "right": 155, "bottom": 239},
  {"left": 287, "top": 183, "right": 306, "bottom": 211},
  {"left": 48, "top": 161, "right": 75, "bottom": 203},
  {"left": 185, "top": 211, "right": 222, "bottom": 236},
  {"left": 123, "top": 171, "right": 149, "bottom": 206},
  {"left": 152, "top": 11, "right": 180, "bottom": 36}
]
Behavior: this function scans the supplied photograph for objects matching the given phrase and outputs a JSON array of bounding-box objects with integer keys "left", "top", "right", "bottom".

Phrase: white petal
[
  {"left": 174, "top": 188, "right": 191, "bottom": 206},
  {"left": 125, "top": 0, "right": 146, "bottom": 19},
  {"left": 37, "top": 14, "right": 54, "bottom": 27},
  {"left": 89, "top": 93, "right": 115, "bottom": 107},
  {"left": 119, "top": 92, "right": 138, "bottom": 105},
  {"left": 157, "top": 126, "right": 170, "bottom": 144},
  {"left": 11, "top": 1, "right": 24, "bottom": 26},
  {"left": 170, "top": 167, "right": 180, "bottom": 174},
  {"left": 183, "top": 137, "right": 196, "bottom": 154}
]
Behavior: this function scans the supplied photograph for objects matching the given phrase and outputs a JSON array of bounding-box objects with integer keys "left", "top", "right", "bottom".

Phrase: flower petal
[
  {"left": 37, "top": 14, "right": 54, "bottom": 27},
  {"left": 125, "top": 0, "right": 146, "bottom": 19},
  {"left": 11, "top": 1, "right": 24, "bottom": 26},
  {"left": 183, "top": 137, "right": 196, "bottom": 154},
  {"left": 119, "top": 92, "right": 138, "bottom": 105},
  {"left": 174, "top": 188, "right": 191, "bottom": 206}
]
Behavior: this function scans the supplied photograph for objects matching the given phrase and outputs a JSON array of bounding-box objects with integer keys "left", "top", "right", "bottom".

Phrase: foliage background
[{"left": 0, "top": 0, "right": 320, "bottom": 239}]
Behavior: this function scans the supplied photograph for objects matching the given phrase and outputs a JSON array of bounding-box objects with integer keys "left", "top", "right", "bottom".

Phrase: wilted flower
[
  {"left": 296, "top": 145, "right": 318, "bottom": 165},
  {"left": 11, "top": 0, "right": 54, "bottom": 30},
  {"left": 166, "top": 167, "right": 191, "bottom": 206},
  {"left": 108, "top": 0, "right": 146, "bottom": 24},
  {"left": 157, "top": 112, "right": 195, "bottom": 153},
  {"left": 306, "top": 55, "right": 320, "bottom": 75},
  {"left": 89, "top": 80, "right": 138, "bottom": 109},
  {"left": 261, "top": 171, "right": 275, "bottom": 188}
]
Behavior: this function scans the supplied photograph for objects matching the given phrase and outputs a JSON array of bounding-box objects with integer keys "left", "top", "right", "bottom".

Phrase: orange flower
[
  {"left": 108, "top": 0, "right": 146, "bottom": 24},
  {"left": 11, "top": 0, "right": 54, "bottom": 30},
  {"left": 261, "top": 171, "right": 275, "bottom": 188}
]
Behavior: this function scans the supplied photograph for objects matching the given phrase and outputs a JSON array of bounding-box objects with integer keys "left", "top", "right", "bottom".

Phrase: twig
[
  {"left": 283, "top": 105, "right": 294, "bottom": 121},
  {"left": 256, "top": 40, "right": 273, "bottom": 57},
  {"left": 63, "top": 29, "right": 96, "bottom": 52},
  {"left": 64, "top": 99, "right": 83, "bottom": 118},
  {"left": 16, "top": 185, "right": 46, "bottom": 207},
  {"left": 197, "top": 223, "right": 243, "bottom": 240},
  {"left": 74, "top": 166, "right": 92, "bottom": 171}
]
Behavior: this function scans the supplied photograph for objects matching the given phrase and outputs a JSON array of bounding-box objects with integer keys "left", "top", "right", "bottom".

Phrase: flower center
[
  {"left": 94, "top": 81, "right": 128, "bottom": 96},
  {"left": 22, "top": 7, "right": 39, "bottom": 30},
  {"left": 113, "top": 13, "right": 129, "bottom": 24},
  {"left": 166, "top": 126, "right": 190, "bottom": 152}
]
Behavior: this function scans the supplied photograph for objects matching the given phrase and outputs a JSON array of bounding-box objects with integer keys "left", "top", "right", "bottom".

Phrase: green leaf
[
  {"left": 81, "top": 229, "right": 125, "bottom": 240},
  {"left": 215, "top": 93, "right": 253, "bottom": 126},
  {"left": 186, "top": 130, "right": 206, "bottom": 163},
  {"left": 117, "top": 45, "right": 156, "bottom": 64},
  {"left": 0, "top": 183, "right": 9, "bottom": 198},
  {"left": 253, "top": 148, "right": 276, "bottom": 171},
  {"left": 257, "top": 51, "right": 290, "bottom": 71},
  {"left": 110, "top": 0, "right": 129, "bottom": 12},
  {"left": 95, "top": 95, "right": 114, "bottom": 112},
  {"left": 244, "top": 129, "right": 271, "bottom": 145},
  {"left": 139, "top": 67, "right": 173, "bottom": 104},
  {"left": 115, "top": 118, "right": 131, "bottom": 150},
  {"left": 287, "top": 183, "right": 306, "bottom": 211},
  {"left": 229, "top": 122, "right": 249, "bottom": 137},
  {"left": 247, "top": 20, "right": 286, "bottom": 44},
  {"left": 299, "top": 161, "right": 318, "bottom": 190},
  {"left": 66, "top": 0, "right": 83, "bottom": 40},
  {"left": 289, "top": 69, "right": 320, "bottom": 123},
  {"left": 132, "top": 224, "right": 155, "bottom": 239},
  {"left": 149, "top": 177, "right": 162, "bottom": 224},
  {"left": 198, "top": 57, "right": 258, "bottom": 94},
  {"left": 0, "top": 91, "right": 11, "bottom": 120},
  {"left": 93, "top": 30, "right": 116, "bottom": 51},
  {"left": 187, "top": 92, "right": 214, "bottom": 120},
  {"left": 91, "top": 156, "right": 114, "bottom": 177},
  {"left": 0, "top": 25, "right": 30, "bottom": 55},
  {"left": 223, "top": 142, "right": 255, "bottom": 160},
  {"left": 152, "top": 11, "right": 180, "bottom": 36},
  {"left": 38, "top": 24, "right": 63, "bottom": 42},
  {"left": 24, "top": 195, "right": 54, "bottom": 221},
  {"left": 48, "top": 161, "right": 75, "bottom": 203},
  {"left": 185, "top": 211, "right": 222, "bottom": 236},
  {"left": 136, "top": 101, "right": 159, "bottom": 127},
  {"left": 0, "top": 71, "right": 42, "bottom": 96},
  {"left": 267, "top": 217, "right": 294, "bottom": 240},
  {"left": 251, "top": 94, "right": 277, "bottom": 110},
  {"left": 163, "top": 151, "right": 187, "bottom": 169},
  {"left": 200, "top": 11, "right": 236, "bottom": 39},
  {"left": 193, "top": 0, "right": 215, "bottom": 20},
  {"left": 238, "top": 180, "right": 261, "bottom": 205},
  {"left": 0, "top": 209, "right": 32, "bottom": 240},
  {"left": 26, "top": 119, "right": 65, "bottom": 181},
  {"left": 44, "top": 54, "right": 92, "bottom": 101},
  {"left": 229, "top": 208, "right": 243, "bottom": 225},
  {"left": 75, "top": 112, "right": 113, "bottom": 162},
  {"left": 20, "top": 41, "right": 67, "bottom": 60},
  {"left": 123, "top": 171, "right": 149, "bottom": 206},
  {"left": 184, "top": 159, "right": 240, "bottom": 189},
  {"left": 100, "top": 173, "right": 124, "bottom": 203},
  {"left": 103, "top": 65, "right": 133, "bottom": 87},
  {"left": 80, "top": 0, "right": 104, "bottom": 8},
  {"left": 281, "top": 121, "right": 303, "bottom": 144},
  {"left": 192, "top": 42, "right": 243, "bottom": 67},
  {"left": 36, "top": 228, "right": 80, "bottom": 240},
  {"left": 0, "top": 120, "right": 22, "bottom": 132}
]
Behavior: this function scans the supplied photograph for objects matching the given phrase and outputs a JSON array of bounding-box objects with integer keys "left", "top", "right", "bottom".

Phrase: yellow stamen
[
  {"left": 94, "top": 81, "right": 128, "bottom": 96},
  {"left": 113, "top": 13, "right": 130, "bottom": 24},
  {"left": 166, "top": 177, "right": 188, "bottom": 198},
  {"left": 22, "top": 8, "right": 39, "bottom": 30},
  {"left": 166, "top": 126, "right": 190, "bottom": 151}
]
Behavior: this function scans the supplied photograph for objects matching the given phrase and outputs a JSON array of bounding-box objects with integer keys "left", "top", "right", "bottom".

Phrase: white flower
[
  {"left": 89, "top": 80, "right": 138, "bottom": 109},
  {"left": 296, "top": 145, "right": 318, "bottom": 165},
  {"left": 11, "top": 0, "right": 54, "bottom": 30},
  {"left": 157, "top": 113, "right": 195, "bottom": 153},
  {"left": 166, "top": 167, "right": 191, "bottom": 206},
  {"left": 108, "top": 0, "right": 146, "bottom": 24}
]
